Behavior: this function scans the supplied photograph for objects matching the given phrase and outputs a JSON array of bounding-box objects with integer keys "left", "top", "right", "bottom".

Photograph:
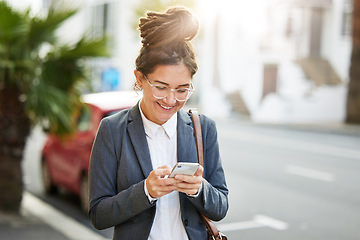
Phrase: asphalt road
[
  {"left": 22, "top": 119, "right": 360, "bottom": 240},
  {"left": 216, "top": 119, "right": 360, "bottom": 240}
]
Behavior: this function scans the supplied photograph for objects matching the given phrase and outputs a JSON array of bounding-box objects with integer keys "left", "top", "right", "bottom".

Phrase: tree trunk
[
  {"left": 346, "top": 0, "right": 360, "bottom": 123},
  {"left": 0, "top": 85, "right": 30, "bottom": 214}
]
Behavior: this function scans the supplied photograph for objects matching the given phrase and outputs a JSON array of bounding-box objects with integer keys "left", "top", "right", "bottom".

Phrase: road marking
[
  {"left": 22, "top": 191, "right": 110, "bottom": 240},
  {"left": 218, "top": 215, "right": 288, "bottom": 232},
  {"left": 218, "top": 220, "right": 264, "bottom": 231},
  {"left": 254, "top": 215, "right": 288, "bottom": 230},
  {"left": 285, "top": 165, "right": 335, "bottom": 182}
]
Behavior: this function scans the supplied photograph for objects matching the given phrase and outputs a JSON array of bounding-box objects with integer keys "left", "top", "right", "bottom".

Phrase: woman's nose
[{"left": 163, "top": 91, "right": 177, "bottom": 105}]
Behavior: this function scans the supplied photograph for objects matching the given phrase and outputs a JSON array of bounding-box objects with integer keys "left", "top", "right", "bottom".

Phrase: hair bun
[{"left": 139, "top": 6, "right": 199, "bottom": 48}]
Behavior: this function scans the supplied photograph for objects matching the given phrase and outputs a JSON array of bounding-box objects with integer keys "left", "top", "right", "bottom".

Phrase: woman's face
[{"left": 135, "top": 64, "right": 192, "bottom": 125}]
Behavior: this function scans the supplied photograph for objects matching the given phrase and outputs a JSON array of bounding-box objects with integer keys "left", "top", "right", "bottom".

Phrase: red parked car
[{"left": 41, "top": 91, "right": 139, "bottom": 212}]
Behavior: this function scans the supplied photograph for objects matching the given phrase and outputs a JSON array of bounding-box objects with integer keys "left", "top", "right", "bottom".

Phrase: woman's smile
[{"left": 157, "top": 102, "right": 175, "bottom": 110}]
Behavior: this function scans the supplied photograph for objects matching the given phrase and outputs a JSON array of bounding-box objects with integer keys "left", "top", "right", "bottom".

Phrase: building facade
[{"left": 6, "top": 0, "right": 353, "bottom": 123}]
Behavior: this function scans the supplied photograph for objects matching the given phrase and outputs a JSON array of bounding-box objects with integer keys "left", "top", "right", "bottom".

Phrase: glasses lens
[
  {"left": 152, "top": 85, "right": 169, "bottom": 99},
  {"left": 174, "top": 88, "right": 190, "bottom": 101}
]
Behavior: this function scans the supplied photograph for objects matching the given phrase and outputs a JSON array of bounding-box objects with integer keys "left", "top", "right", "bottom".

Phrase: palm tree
[
  {"left": 346, "top": 0, "right": 360, "bottom": 123},
  {"left": 0, "top": 1, "right": 109, "bottom": 213}
]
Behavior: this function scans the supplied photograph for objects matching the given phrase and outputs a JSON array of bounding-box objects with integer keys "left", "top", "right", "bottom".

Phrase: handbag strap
[
  {"left": 189, "top": 109, "right": 204, "bottom": 173},
  {"left": 189, "top": 109, "right": 225, "bottom": 240}
]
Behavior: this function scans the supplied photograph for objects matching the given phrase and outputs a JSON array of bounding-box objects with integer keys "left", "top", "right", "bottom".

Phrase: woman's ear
[{"left": 134, "top": 70, "right": 143, "bottom": 89}]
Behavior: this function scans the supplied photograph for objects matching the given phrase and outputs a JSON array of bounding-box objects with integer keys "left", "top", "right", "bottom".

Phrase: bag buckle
[{"left": 211, "top": 232, "right": 226, "bottom": 240}]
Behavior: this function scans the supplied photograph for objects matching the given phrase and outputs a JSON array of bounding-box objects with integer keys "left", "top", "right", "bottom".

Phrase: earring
[{"left": 135, "top": 82, "right": 142, "bottom": 91}]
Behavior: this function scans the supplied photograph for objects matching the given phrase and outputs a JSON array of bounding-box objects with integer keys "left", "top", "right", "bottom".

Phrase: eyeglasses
[{"left": 143, "top": 74, "right": 195, "bottom": 102}]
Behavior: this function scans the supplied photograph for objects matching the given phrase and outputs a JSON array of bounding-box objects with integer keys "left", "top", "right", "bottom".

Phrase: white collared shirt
[{"left": 139, "top": 106, "right": 189, "bottom": 240}]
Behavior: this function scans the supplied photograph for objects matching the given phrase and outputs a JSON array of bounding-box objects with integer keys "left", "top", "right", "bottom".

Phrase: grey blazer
[{"left": 88, "top": 103, "right": 228, "bottom": 240}]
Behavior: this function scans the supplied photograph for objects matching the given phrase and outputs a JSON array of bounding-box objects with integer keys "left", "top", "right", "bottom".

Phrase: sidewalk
[
  {"left": 0, "top": 210, "right": 69, "bottom": 240},
  {"left": 0, "top": 192, "right": 109, "bottom": 240},
  {"left": 254, "top": 121, "right": 360, "bottom": 137}
]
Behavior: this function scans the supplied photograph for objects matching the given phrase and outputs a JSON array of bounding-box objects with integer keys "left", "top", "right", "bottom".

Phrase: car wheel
[
  {"left": 41, "top": 158, "right": 57, "bottom": 194},
  {"left": 80, "top": 174, "right": 89, "bottom": 214}
]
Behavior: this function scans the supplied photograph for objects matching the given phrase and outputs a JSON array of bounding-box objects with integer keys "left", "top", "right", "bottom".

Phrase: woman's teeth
[{"left": 159, "top": 103, "right": 173, "bottom": 110}]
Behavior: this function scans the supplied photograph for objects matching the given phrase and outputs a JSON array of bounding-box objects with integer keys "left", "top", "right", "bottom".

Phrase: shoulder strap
[
  {"left": 188, "top": 109, "right": 226, "bottom": 239},
  {"left": 189, "top": 109, "right": 204, "bottom": 171}
]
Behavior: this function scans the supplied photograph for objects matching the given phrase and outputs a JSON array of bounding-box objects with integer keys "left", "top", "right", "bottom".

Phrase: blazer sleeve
[
  {"left": 187, "top": 116, "right": 229, "bottom": 221},
  {"left": 88, "top": 117, "right": 154, "bottom": 230}
]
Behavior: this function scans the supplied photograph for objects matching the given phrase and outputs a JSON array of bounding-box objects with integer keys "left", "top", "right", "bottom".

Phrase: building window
[
  {"left": 92, "top": 3, "right": 114, "bottom": 38},
  {"left": 42, "top": 0, "right": 52, "bottom": 10},
  {"left": 342, "top": 0, "right": 353, "bottom": 36}
]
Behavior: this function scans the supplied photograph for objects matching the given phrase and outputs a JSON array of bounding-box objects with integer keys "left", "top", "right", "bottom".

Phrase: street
[
  {"left": 216, "top": 119, "right": 360, "bottom": 240},
  {"left": 22, "top": 119, "right": 360, "bottom": 240}
]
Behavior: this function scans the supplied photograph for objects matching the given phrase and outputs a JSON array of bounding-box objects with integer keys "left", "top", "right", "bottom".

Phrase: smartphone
[{"left": 169, "top": 162, "right": 199, "bottom": 178}]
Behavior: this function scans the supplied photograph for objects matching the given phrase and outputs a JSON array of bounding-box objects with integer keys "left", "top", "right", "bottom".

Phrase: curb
[{"left": 22, "top": 192, "right": 110, "bottom": 240}]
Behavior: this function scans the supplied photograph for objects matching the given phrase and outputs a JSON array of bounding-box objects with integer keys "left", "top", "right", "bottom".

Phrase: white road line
[
  {"left": 254, "top": 215, "right": 288, "bottom": 230},
  {"left": 285, "top": 165, "right": 335, "bottom": 182},
  {"left": 218, "top": 220, "right": 264, "bottom": 231},
  {"left": 22, "top": 191, "right": 110, "bottom": 240},
  {"left": 218, "top": 215, "right": 288, "bottom": 232}
]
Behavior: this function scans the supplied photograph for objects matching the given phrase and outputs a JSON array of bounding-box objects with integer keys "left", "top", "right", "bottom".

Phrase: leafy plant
[{"left": 0, "top": 0, "right": 109, "bottom": 213}]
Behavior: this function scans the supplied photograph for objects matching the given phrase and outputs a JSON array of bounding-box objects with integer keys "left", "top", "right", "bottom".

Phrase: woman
[{"left": 88, "top": 6, "right": 228, "bottom": 240}]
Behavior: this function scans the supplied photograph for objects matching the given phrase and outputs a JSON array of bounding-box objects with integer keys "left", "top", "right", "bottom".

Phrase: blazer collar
[
  {"left": 127, "top": 103, "right": 153, "bottom": 177},
  {"left": 177, "top": 109, "right": 198, "bottom": 164}
]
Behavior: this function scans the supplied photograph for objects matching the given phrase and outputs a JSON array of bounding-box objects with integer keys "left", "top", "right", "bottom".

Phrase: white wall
[{"left": 325, "top": 0, "right": 352, "bottom": 82}]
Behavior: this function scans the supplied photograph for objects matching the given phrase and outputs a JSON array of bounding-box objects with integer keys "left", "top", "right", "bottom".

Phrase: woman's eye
[
  {"left": 155, "top": 85, "right": 167, "bottom": 90},
  {"left": 177, "top": 89, "right": 188, "bottom": 93}
]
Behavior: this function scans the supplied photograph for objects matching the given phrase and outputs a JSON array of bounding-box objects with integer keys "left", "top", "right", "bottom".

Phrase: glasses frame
[{"left": 142, "top": 74, "right": 195, "bottom": 102}]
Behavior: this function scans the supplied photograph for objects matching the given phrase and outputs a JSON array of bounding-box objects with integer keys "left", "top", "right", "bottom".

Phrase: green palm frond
[
  {"left": 0, "top": 1, "right": 31, "bottom": 82},
  {"left": 0, "top": 2, "right": 29, "bottom": 43},
  {"left": 26, "top": 81, "right": 80, "bottom": 135},
  {"left": 28, "top": 6, "right": 78, "bottom": 49},
  {"left": 0, "top": 1, "right": 110, "bottom": 136},
  {"left": 41, "top": 36, "right": 109, "bottom": 91},
  {"left": 60, "top": 36, "right": 110, "bottom": 59}
]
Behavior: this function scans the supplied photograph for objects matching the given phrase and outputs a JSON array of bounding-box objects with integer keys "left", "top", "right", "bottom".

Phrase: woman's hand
[
  {"left": 145, "top": 165, "right": 180, "bottom": 198},
  {"left": 173, "top": 165, "right": 204, "bottom": 195}
]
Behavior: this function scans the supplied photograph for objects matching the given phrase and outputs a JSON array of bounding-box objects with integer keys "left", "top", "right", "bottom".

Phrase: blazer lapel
[
  {"left": 177, "top": 109, "right": 198, "bottom": 164},
  {"left": 127, "top": 104, "right": 153, "bottom": 178}
]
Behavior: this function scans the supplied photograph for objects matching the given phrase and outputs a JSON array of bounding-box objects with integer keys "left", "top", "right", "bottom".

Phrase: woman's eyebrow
[
  {"left": 153, "top": 80, "right": 190, "bottom": 87},
  {"left": 153, "top": 80, "right": 169, "bottom": 85}
]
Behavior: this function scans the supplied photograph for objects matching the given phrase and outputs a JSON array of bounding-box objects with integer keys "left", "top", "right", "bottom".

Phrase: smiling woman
[{"left": 88, "top": 6, "right": 229, "bottom": 240}]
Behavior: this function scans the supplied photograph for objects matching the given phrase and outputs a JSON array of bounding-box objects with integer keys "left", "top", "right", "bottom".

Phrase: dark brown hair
[{"left": 135, "top": 6, "right": 199, "bottom": 77}]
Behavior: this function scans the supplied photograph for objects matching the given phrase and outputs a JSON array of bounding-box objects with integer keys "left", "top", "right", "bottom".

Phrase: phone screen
[{"left": 169, "top": 162, "right": 199, "bottom": 178}]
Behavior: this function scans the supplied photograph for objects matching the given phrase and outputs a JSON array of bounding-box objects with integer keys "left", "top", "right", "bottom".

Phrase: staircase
[
  {"left": 297, "top": 58, "right": 342, "bottom": 86},
  {"left": 227, "top": 92, "right": 250, "bottom": 116}
]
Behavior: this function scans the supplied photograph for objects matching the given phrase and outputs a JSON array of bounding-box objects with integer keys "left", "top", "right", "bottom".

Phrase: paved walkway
[{"left": 0, "top": 192, "right": 109, "bottom": 240}]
